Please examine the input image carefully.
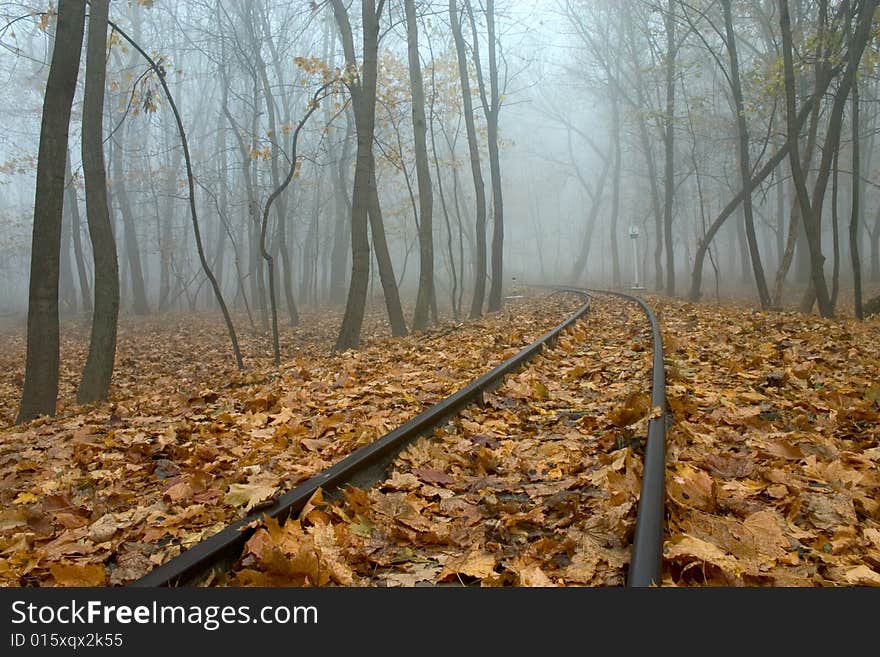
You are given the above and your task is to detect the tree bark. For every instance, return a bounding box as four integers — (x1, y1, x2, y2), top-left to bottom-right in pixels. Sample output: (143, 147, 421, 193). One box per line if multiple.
(406, 0, 435, 330)
(332, 0, 403, 350)
(850, 77, 864, 319)
(17, 0, 86, 424)
(111, 133, 150, 315)
(722, 0, 771, 307)
(78, 0, 119, 404)
(65, 153, 93, 314)
(474, 0, 505, 312)
(780, 0, 877, 317)
(662, 0, 676, 296)
(451, 0, 487, 318)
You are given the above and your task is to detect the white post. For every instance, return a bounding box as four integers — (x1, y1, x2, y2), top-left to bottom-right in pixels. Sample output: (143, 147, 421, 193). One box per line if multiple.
(629, 226, 642, 289)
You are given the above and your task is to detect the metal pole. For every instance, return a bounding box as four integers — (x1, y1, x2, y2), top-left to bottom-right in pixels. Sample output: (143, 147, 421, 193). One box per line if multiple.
(629, 225, 641, 289)
(632, 237, 639, 288)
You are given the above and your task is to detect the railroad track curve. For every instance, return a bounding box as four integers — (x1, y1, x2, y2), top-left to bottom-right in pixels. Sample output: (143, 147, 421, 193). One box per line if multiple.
(132, 287, 667, 588)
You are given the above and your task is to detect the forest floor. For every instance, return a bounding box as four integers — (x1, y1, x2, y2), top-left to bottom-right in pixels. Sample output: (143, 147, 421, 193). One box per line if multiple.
(0, 290, 879, 587)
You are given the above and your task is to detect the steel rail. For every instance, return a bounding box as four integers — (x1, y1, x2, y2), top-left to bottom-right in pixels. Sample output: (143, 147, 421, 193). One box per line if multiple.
(132, 290, 592, 587)
(551, 286, 667, 587)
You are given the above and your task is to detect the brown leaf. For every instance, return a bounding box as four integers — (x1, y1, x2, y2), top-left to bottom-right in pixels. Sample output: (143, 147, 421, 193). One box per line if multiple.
(608, 392, 650, 427)
(412, 468, 455, 486)
(437, 547, 497, 581)
(224, 482, 277, 513)
(668, 464, 716, 512)
(842, 565, 880, 587)
(50, 562, 106, 587)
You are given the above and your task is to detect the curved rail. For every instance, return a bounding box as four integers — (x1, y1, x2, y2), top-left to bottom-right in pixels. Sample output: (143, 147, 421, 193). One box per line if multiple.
(552, 286, 667, 587)
(132, 290, 592, 587)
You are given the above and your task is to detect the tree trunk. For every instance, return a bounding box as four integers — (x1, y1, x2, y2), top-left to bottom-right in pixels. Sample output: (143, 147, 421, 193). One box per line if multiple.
(111, 133, 149, 315)
(850, 78, 864, 319)
(332, 0, 398, 350)
(406, 0, 435, 330)
(610, 91, 622, 287)
(482, 0, 505, 312)
(662, 0, 676, 296)
(830, 146, 841, 308)
(78, 0, 119, 404)
(60, 176, 77, 314)
(722, 0, 771, 307)
(65, 154, 92, 313)
(329, 109, 353, 305)
(17, 0, 86, 424)
(451, 0, 487, 318)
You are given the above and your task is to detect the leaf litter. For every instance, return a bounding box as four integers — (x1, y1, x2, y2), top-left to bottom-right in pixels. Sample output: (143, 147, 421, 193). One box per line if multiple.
(223, 296, 655, 587)
(5, 291, 878, 588)
(0, 294, 583, 586)
(656, 297, 880, 586)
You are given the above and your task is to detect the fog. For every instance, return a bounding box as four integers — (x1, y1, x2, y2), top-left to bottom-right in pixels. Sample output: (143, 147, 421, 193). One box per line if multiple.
(2, 0, 878, 326)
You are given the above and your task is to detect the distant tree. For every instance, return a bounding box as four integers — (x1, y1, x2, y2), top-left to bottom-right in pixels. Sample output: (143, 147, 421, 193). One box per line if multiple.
(780, 0, 878, 318)
(17, 0, 86, 424)
(405, 0, 435, 331)
(720, 0, 771, 308)
(465, 0, 504, 311)
(450, 0, 487, 318)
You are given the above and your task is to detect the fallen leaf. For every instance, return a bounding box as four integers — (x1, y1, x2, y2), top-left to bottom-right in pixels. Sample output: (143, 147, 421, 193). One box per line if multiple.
(50, 562, 106, 587)
(225, 483, 278, 512)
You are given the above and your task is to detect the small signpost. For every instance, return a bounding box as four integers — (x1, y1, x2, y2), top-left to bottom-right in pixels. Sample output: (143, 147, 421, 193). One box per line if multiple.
(629, 225, 644, 290)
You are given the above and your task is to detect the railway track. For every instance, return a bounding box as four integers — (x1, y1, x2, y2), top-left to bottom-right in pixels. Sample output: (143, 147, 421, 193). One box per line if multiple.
(132, 288, 667, 588)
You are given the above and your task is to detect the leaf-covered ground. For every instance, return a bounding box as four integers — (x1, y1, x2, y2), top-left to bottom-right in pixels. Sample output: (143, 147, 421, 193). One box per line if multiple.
(656, 297, 880, 586)
(0, 293, 583, 586)
(224, 294, 880, 587)
(224, 296, 655, 586)
(3, 291, 879, 587)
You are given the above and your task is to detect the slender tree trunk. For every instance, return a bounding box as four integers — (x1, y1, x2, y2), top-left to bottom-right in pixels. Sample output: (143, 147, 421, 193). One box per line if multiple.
(568, 141, 612, 282)
(332, 0, 400, 349)
(329, 109, 353, 305)
(212, 115, 228, 308)
(662, 0, 676, 296)
(451, 0, 487, 318)
(78, 0, 119, 404)
(850, 77, 864, 319)
(367, 161, 407, 336)
(406, 0, 435, 330)
(722, 0, 771, 307)
(871, 209, 880, 281)
(831, 146, 841, 308)
(65, 153, 92, 314)
(60, 179, 77, 314)
(610, 91, 622, 287)
(111, 19, 243, 367)
(482, 0, 505, 311)
(158, 124, 178, 311)
(429, 68, 459, 320)
(111, 134, 149, 315)
(17, 0, 86, 424)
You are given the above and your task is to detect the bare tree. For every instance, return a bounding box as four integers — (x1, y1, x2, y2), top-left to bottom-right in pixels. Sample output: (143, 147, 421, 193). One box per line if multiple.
(17, 0, 86, 424)
(406, 0, 435, 331)
(78, 0, 119, 404)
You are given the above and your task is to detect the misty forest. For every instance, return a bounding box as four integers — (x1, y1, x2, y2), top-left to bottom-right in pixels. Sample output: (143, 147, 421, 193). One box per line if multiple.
(1, 0, 879, 589)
